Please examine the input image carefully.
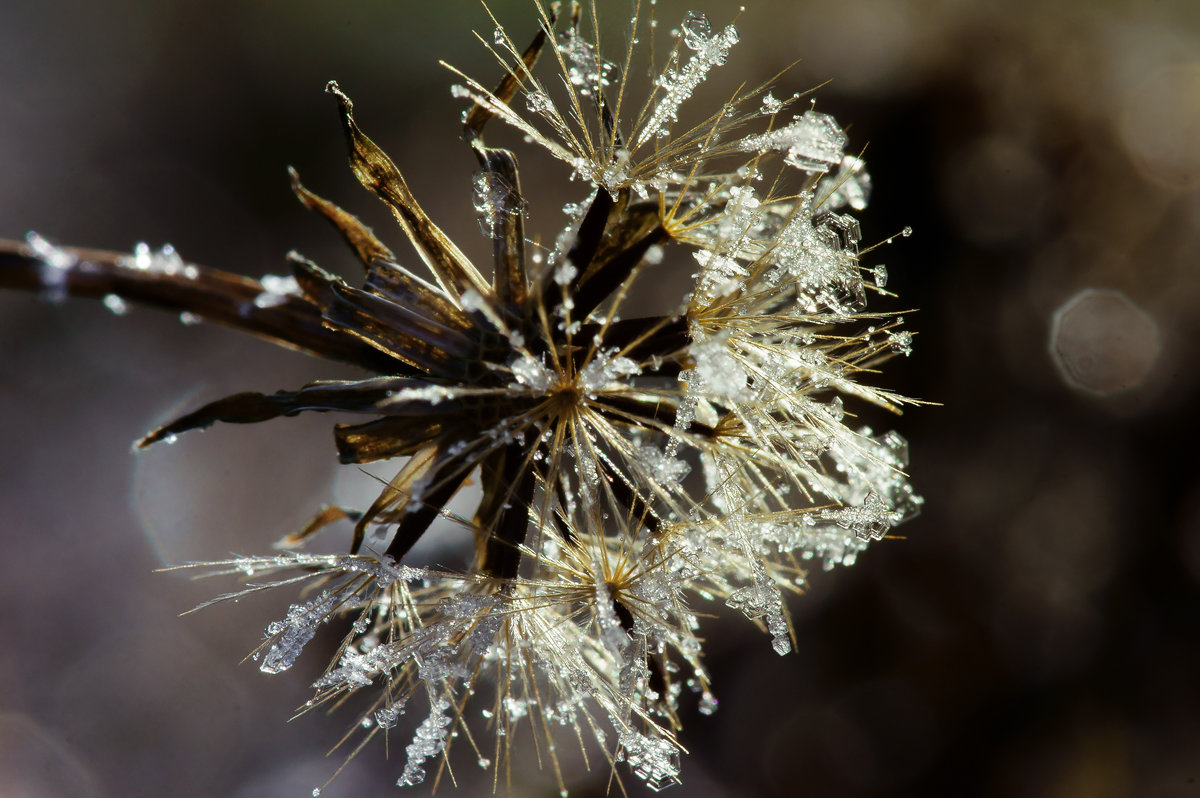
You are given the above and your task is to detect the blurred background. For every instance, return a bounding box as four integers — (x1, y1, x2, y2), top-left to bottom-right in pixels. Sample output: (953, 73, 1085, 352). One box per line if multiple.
(2, 0, 1199, 795)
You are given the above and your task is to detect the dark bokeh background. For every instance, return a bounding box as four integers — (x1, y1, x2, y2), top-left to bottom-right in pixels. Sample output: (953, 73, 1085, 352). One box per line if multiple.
(3, 1, 1199, 796)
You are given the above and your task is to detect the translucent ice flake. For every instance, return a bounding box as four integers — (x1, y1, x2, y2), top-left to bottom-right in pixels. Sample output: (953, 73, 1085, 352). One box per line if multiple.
(817, 155, 872, 211)
(736, 110, 847, 173)
(681, 11, 712, 50)
(560, 29, 605, 96)
(375, 702, 405, 729)
(822, 491, 891, 542)
(102, 293, 129, 316)
(259, 588, 341, 674)
(526, 89, 553, 117)
(872, 264, 888, 288)
(118, 242, 196, 278)
(313, 642, 388, 690)
(473, 167, 523, 236)
(724, 561, 791, 654)
(596, 147, 633, 192)
(24, 232, 76, 302)
(594, 578, 635, 659)
(578, 349, 641, 393)
(634, 22, 739, 148)
(397, 698, 453, 787)
(509, 352, 553, 391)
(688, 337, 750, 402)
(619, 730, 681, 791)
(887, 330, 913, 356)
(254, 274, 301, 309)
(635, 444, 691, 484)
(694, 249, 747, 302)
(553, 261, 577, 286)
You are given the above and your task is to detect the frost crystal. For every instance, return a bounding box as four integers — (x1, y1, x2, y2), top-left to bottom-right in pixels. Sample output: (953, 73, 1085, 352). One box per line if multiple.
(634, 22, 739, 147)
(578, 349, 640, 393)
(102, 293, 129, 316)
(823, 491, 892, 542)
(25, 231, 76, 302)
(509, 353, 552, 390)
(619, 730, 681, 791)
(397, 698, 453, 787)
(737, 110, 848, 173)
(118, 242, 196, 278)
(254, 274, 302, 309)
(259, 589, 340, 674)
(681, 11, 712, 51)
(818, 155, 873, 211)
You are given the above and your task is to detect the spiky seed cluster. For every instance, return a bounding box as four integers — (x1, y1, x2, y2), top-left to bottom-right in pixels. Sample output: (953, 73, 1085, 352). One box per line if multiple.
(3, 2, 922, 794)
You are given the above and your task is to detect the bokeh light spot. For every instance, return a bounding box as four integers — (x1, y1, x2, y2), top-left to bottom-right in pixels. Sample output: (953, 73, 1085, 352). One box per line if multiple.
(1117, 64, 1200, 189)
(1049, 288, 1160, 395)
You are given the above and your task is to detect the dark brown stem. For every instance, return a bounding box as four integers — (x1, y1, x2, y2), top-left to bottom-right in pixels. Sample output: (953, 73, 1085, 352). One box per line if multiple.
(0, 237, 403, 373)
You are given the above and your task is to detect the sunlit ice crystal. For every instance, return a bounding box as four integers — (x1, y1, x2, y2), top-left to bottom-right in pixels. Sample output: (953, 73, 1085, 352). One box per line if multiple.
(818, 155, 873, 211)
(397, 697, 453, 787)
(24, 231, 76, 302)
(634, 19, 740, 147)
(618, 730, 681, 791)
(736, 109, 848, 173)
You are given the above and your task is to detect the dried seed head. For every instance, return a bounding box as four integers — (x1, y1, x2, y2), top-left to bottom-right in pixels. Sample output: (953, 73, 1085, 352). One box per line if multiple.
(3, 2, 923, 794)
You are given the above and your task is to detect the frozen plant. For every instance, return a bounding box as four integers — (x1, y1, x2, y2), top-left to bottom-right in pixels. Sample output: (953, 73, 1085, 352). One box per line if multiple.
(0, 1, 923, 794)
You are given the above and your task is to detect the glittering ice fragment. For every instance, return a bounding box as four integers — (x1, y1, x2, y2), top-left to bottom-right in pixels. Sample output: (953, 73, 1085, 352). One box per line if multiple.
(689, 337, 750, 402)
(579, 349, 640, 392)
(635, 444, 690, 484)
(724, 560, 791, 654)
(887, 330, 913, 356)
(254, 274, 302, 309)
(473, 167, 524, 236)
(737, 110, 847, 173)
(25, 231, 76, 302)
(682, 11, 712, 50)
(817, 155, 872, 211)
(118, 242, 194, 278)
(619, 730, 681, 791)
(634, 22, 739, 147)
(259, 589, 340, 674)
(102, 293, 129, 316)
(374, 702, 405, 729)
(872, 264, 888, 288)
(560, 29, 605, 96)
(397, 698, 453, 787)
(509, 353, 553, 391)
(822, 491, 891, 542)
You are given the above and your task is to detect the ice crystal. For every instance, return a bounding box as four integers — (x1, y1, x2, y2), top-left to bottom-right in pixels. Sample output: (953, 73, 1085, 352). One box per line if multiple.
(635, 20, 740, 147)
(3, 2, 923, 795)
(397, 698, 453, 787)
(737, 110, 848, 173)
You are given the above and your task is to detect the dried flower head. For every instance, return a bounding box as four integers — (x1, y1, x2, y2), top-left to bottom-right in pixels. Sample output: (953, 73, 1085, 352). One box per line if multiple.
(1, 1, 922, 794)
